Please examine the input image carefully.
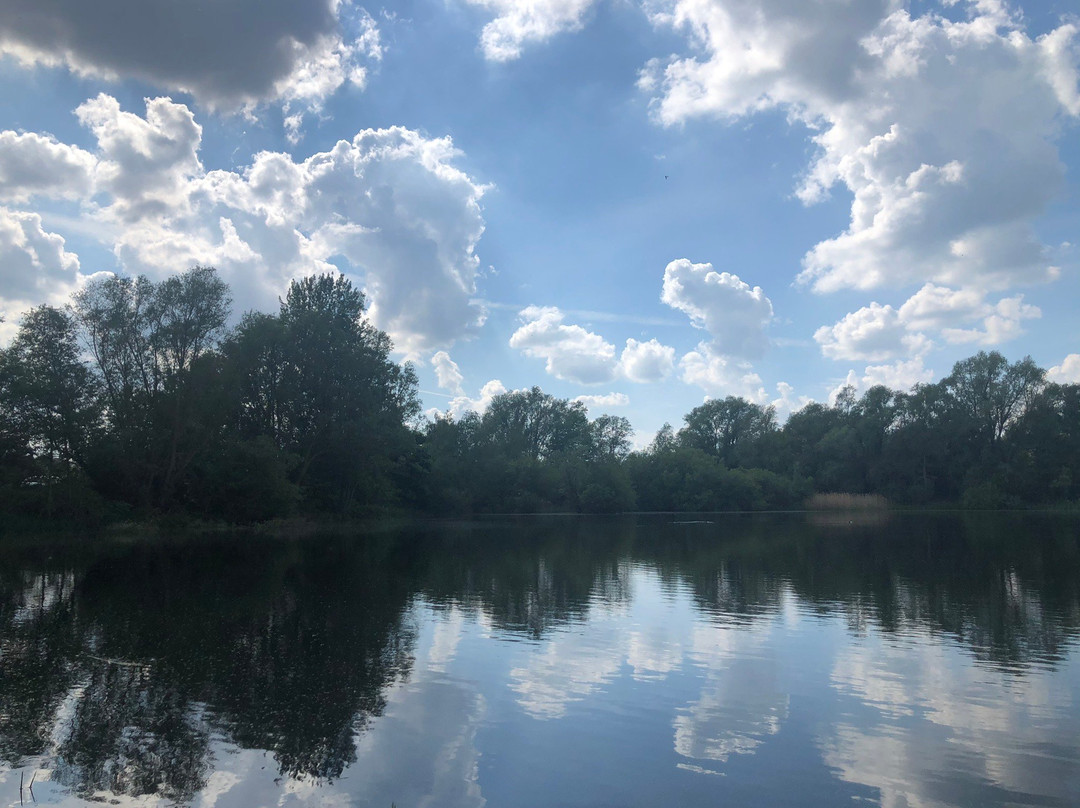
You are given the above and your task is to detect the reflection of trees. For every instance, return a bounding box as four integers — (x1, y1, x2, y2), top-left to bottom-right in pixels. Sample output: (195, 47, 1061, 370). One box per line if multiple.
(72, 536, 418, 782)
(0, 568, 80, 765)
(54, 662, 210, 802)
(630, 512, 1080, 668)
(0, 513, 1078, 801)
(409, 519, 635, 639)
(0, 533, 419, 793)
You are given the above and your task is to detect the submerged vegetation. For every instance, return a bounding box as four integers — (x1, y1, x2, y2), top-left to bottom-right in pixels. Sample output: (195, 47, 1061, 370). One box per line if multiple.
(1, 266, 1078, 523)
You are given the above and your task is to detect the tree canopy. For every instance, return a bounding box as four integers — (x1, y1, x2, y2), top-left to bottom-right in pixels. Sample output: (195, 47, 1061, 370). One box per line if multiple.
(1, 273, 1077, 522)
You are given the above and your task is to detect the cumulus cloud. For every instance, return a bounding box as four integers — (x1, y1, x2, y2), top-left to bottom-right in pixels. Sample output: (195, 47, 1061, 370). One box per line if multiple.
(432, 350, 465, 396)
(644, 1, 1080, 293)
(619, 338, 676, 383)
(679, 342, 767, 402)
(0, 0, 381, 115)
(446, 379, 508, 419)
(770, 382, 813, 421)
(861, 357, 934, 391)
(510, 306, 677, 386)
(573, 392, 630, 411)
(0, 131, 96, 202)
(814, 303, 932, 362)
(1047, 354, 1080, 384)
(0, 95, 488, 355)
(0, 208, 81, 305)
(940, 295, 1041, 346)
(661, 259, 773, 359)
(465, 0, 598, 61)
(816, 283, 1041, 363)
(510, 305, 618, 384)
(828, 357, 934, 404)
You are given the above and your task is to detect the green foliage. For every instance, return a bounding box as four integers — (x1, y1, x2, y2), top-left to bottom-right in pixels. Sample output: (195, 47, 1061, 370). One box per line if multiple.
(1, 267, 1074, 520)
(678, 396, 777, 468)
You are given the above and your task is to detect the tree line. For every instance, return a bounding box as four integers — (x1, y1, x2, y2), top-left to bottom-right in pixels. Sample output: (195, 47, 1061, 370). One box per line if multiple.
(1, 266, 1078, 522)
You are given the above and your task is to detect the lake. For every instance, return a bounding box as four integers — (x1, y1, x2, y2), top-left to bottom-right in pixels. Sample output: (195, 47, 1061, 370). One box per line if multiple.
(1, 512, 1078, 807)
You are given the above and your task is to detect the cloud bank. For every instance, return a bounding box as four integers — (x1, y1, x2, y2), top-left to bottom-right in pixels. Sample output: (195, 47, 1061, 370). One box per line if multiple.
(0, 95, 488, 355)
(0, 0, 381, 114)
(643, 0, 1080, 293)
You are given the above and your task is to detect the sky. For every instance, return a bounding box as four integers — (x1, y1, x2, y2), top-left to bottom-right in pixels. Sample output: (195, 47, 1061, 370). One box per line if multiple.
(0, 0, 1078, 444)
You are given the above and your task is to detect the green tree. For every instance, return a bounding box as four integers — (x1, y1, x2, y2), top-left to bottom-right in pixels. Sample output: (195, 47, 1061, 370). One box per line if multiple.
(228, 273, 419, 514)
(479, 387, 591, 462)
(590, 414, 633, 460)
(678, 396, 777, 467)
(72, 267, 231, 508)
(0, 306, 99, 515)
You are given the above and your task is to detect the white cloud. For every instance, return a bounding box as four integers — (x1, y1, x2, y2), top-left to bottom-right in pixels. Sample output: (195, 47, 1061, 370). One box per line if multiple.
(644, 1, 1079, 293)
(817, 284, 1039, 363)
(465, 0, 598, 61)
(619, 338, 675, 383)
(510, 306, 677, 386)
(661, 259, 773, 358)
(0, 207, 82, 304)
(861, 357, 934, 391)
(1047, 354, 1080, 384)
(814, 303, 932, 362)
(510, 305, 618, 384)
(447, 379, 507, 419)
(75, 93, 203, 222)
(432, 351, 465, 396)
(827, 370, 861, 408)
(0, 96, 488, 355)
(573, 392, 630, 411)
(679, 342, 767, 402)
(940, 294, 1041, 345)
(0, 0, 381, 115)
(897, 283, 988, 332)
(827, 357, 934, 403)
(0, 131, 96, 202)
(770, 382, 813, 421)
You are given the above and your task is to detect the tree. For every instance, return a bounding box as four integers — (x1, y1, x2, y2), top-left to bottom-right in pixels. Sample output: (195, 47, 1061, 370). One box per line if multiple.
(479, 387, 591, 462)
(678, 397, 777, 467)
(228, 273, 420, 513)
(648, 423, 677, 454)
(942, 351, 1045, 453)
(72, 268, 232, 508)
(0, 306, 100, 514)
(590, 414, 633, 460)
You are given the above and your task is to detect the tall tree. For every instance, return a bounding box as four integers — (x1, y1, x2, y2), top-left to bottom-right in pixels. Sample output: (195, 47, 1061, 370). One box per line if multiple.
(942, 351, 1045, 453)
(229, 273, 419, 513)
(71, 267, 231, 508)
(0, 306, 99, 514)
(679, 397, 777, 467)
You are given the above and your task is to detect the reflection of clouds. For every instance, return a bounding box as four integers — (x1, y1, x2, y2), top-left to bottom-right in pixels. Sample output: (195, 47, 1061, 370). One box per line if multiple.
(823, 632, 1080, 807)
(673, 621, 788, 773)
(509, 566, 688, 719)
(627, 627, 682, 681)
(348, 680, 486, 808)
(510, 626, 625, 719)
(425, 606, 467, 674)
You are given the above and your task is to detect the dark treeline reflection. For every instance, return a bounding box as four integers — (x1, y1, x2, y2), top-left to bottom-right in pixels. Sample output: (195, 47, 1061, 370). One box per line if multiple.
(1, 514, 1079, 800)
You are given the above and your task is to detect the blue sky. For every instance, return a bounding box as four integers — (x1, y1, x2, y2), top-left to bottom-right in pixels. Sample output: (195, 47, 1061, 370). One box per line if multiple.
(1, 0, 1078, 443)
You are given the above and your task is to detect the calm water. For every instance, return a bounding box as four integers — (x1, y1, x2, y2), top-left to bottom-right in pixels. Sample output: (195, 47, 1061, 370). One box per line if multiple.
(1, 512, 1079, 807)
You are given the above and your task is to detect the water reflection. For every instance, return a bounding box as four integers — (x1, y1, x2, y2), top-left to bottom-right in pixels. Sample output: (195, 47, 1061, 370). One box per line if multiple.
(0, 513, 1077, 807)
(824, 630, 1080, 807)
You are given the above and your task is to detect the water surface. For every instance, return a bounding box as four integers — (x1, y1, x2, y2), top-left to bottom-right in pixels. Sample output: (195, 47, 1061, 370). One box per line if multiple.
(1, 512, 1079, 807)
